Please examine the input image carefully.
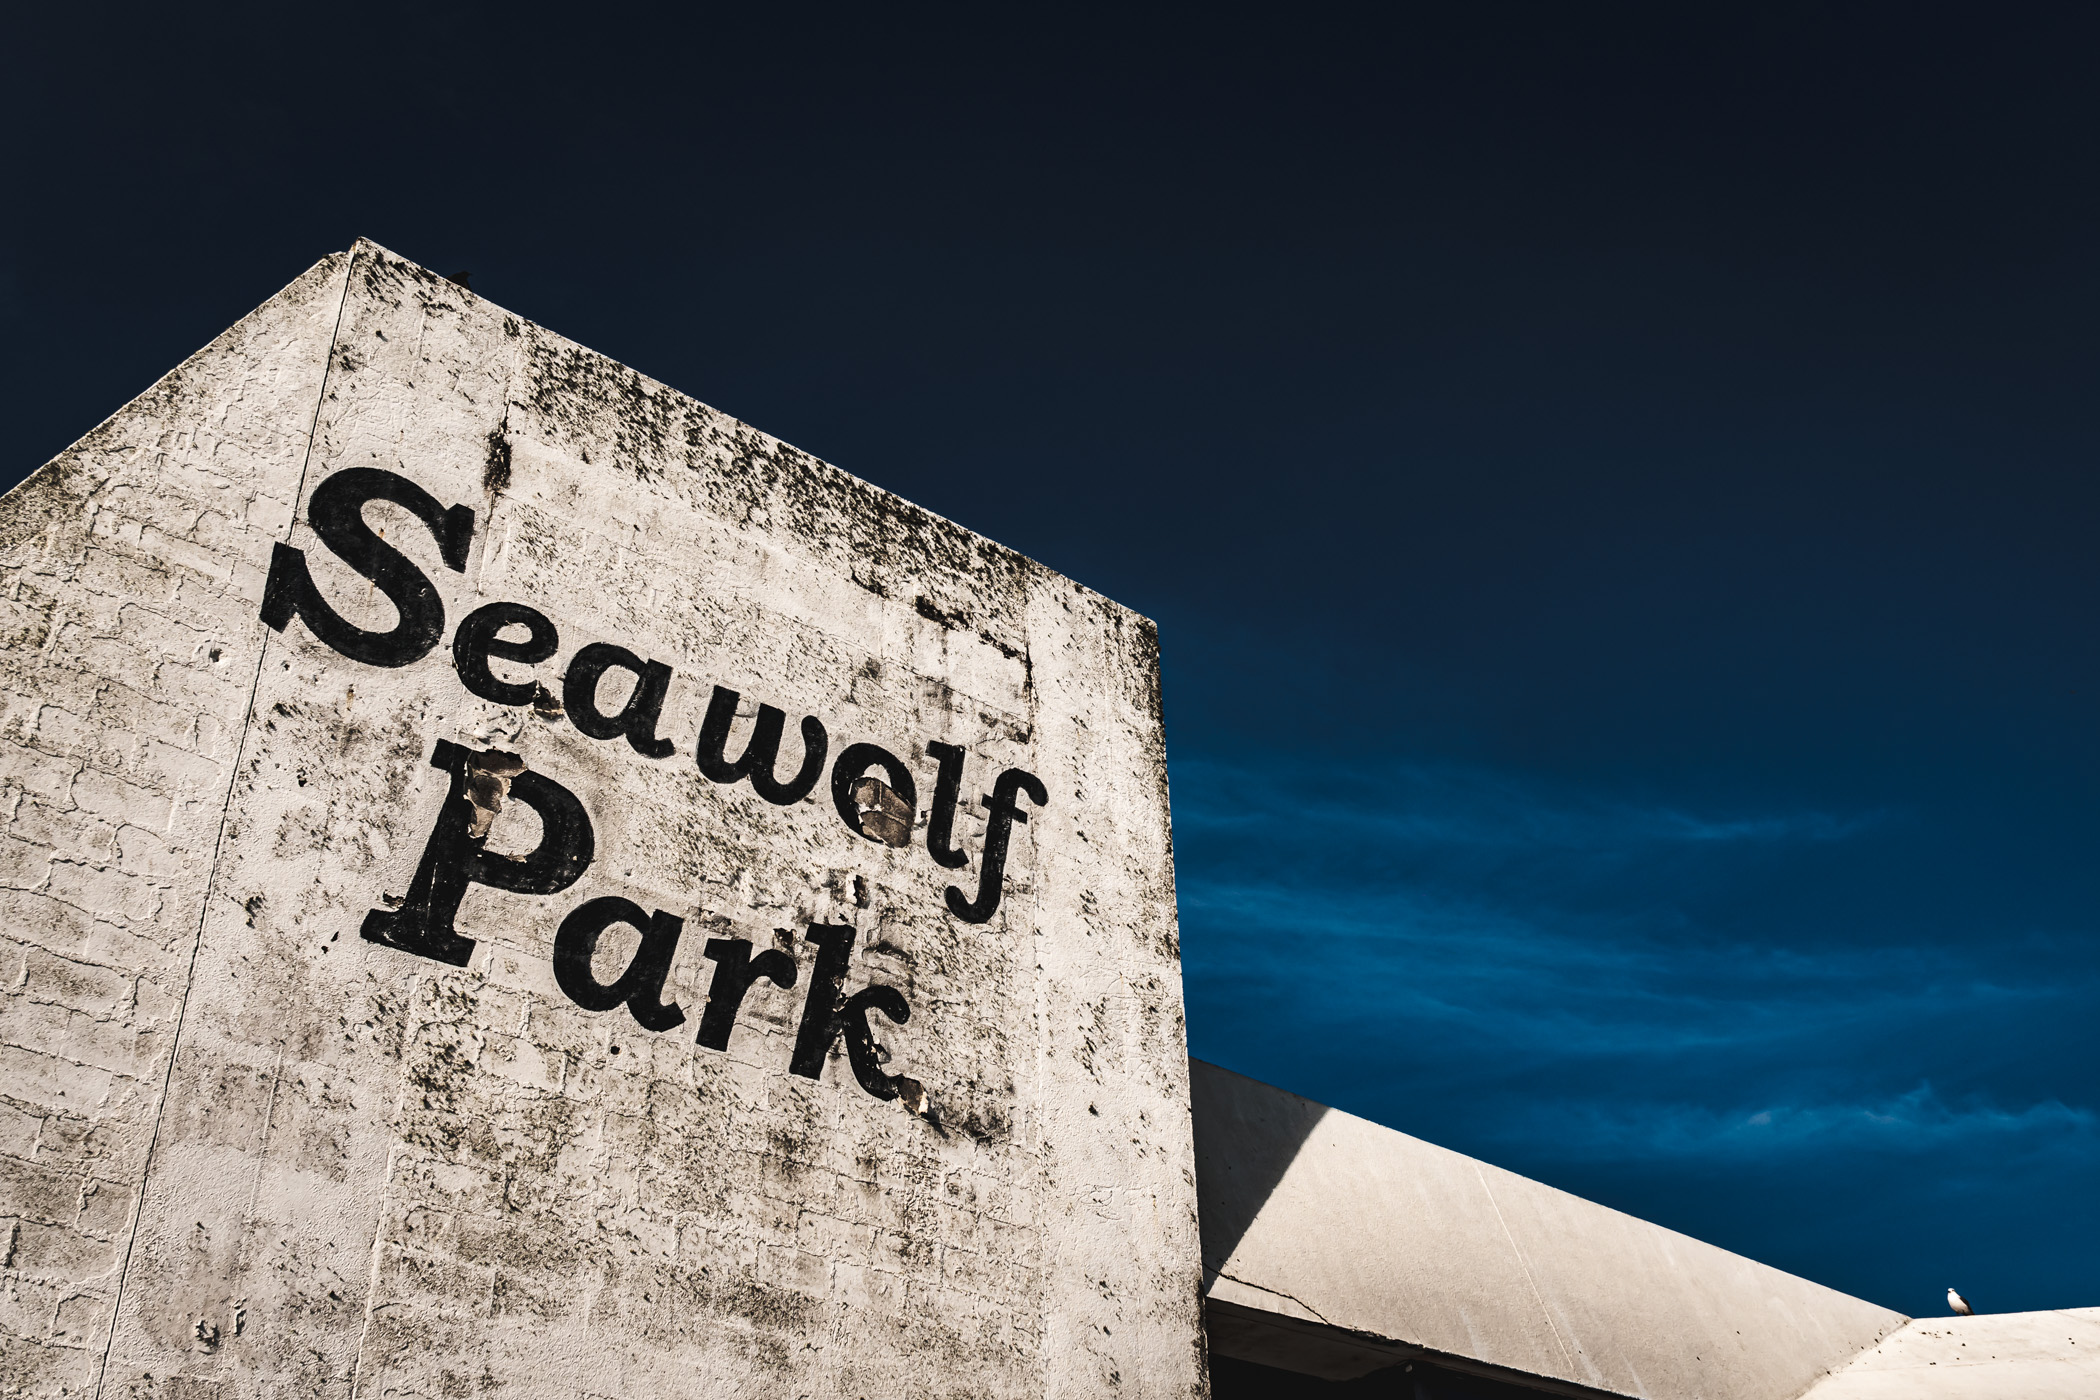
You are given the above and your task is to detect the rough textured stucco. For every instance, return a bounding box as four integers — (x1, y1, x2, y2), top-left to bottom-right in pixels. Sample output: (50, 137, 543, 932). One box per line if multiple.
(0, 242, 1203, 1400)
(1190, 1061, 1904, 1400)
(1796, 1307, 2100, 1399)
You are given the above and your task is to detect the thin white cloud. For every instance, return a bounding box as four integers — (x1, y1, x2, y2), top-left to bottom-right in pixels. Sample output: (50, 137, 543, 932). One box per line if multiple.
(1173, 749, 2100, 1178)
(1170, 754, 1884, 853)
(1180, 872, 2077, 1058)
(1511, 1084, 2099, 1162)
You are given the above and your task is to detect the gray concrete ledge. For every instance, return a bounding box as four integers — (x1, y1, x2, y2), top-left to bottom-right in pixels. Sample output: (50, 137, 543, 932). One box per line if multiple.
(1191, 1060, 1905, 1399)
(1797, 1306, 2100, 1398)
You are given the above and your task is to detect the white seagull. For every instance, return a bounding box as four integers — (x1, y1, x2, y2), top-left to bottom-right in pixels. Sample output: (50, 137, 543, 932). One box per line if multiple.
(1947, 1287, 1974, 1316)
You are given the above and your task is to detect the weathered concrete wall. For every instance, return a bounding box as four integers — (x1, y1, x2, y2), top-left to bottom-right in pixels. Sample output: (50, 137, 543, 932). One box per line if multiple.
(1797, 1307, 2100, 1399)
(0, 241, 1204, 1399)
(0, 255, 352, 1398)
(1191, 1060, 1904, 1400)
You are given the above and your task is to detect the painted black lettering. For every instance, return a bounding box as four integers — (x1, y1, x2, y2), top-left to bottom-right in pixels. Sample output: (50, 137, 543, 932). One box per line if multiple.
(789, 923, 911, 1100)
(944, 768, 1049, 925)
(361, 741, 594, 966)
(695, 937, 799, 1051)
(830, 742, 917, 846)
(260, 467, 473, 668)
(694, 686, 827, 804)
(922, 741, 970, 869)
(452, 601, 559, 705)
(565, 643, 676, 758)
(552, 895, 685, 1031)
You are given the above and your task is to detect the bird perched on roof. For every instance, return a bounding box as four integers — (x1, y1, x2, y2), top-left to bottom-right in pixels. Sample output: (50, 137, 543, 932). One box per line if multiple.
(1947, 1288, 1974, 1316)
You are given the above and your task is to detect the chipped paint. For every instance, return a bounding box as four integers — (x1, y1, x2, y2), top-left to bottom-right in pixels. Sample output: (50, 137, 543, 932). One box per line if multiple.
(0, 242, 1203, 1399)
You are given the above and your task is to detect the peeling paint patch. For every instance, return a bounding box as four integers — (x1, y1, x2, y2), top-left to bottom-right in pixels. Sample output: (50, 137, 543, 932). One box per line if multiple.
(850, 776, 913, 847)
(460, 748, 525, 841)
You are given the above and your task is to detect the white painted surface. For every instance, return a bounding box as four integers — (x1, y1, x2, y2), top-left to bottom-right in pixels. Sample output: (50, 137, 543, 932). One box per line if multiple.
(0, 242, 1203, 1399)
(1191, 1060, 1906, 1399)
(1797, 1307, 2100, 1399)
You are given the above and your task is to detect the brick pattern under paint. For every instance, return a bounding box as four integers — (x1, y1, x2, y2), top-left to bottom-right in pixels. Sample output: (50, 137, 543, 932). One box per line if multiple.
(0, 243, 1203, 1400)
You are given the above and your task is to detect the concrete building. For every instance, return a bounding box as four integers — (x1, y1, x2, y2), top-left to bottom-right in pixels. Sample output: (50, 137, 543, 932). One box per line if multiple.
(0, 242, 2089, 1398)
(1192, 1063, 2099, 1398)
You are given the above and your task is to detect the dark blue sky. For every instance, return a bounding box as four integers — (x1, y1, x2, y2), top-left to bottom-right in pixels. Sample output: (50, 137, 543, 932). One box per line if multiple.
(9, 1, 2096, 1317)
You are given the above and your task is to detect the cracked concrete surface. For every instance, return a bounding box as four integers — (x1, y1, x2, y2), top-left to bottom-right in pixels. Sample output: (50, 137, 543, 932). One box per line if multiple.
(0, 242, 1202, 1399)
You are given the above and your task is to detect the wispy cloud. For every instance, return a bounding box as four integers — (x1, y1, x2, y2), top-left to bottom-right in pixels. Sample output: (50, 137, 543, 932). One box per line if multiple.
(1172, 755, 1883, 855)
(1514, 1084, 2099, 1162)
(1171, 751, 2100, 1190)
(1180, 867, 2075, 1060)
(1172, 755, 2040, 1054)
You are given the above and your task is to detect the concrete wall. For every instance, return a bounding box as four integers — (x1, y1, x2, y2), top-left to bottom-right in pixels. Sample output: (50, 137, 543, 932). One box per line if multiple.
(1798, 1307, 2100, 1399)
(1191, 1060, 1905, 1399)
(0, 242, 1204, 1399)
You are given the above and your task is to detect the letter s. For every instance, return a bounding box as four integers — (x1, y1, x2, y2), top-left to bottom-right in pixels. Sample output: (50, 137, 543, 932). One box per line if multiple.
(261, 467, 474, 667)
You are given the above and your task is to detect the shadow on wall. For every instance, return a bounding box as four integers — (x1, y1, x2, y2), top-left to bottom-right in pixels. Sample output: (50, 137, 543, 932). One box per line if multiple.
(1210, 1355, 1570, 1399)
(1190, 1060, 1689, 1396)
(1190, 1057, 1330, 1281)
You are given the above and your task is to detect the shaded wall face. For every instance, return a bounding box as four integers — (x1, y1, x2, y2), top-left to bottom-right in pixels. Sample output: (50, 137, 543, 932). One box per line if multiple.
(1209, 1353, 1568, 1400)
(0, 244, 1200, 1399)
